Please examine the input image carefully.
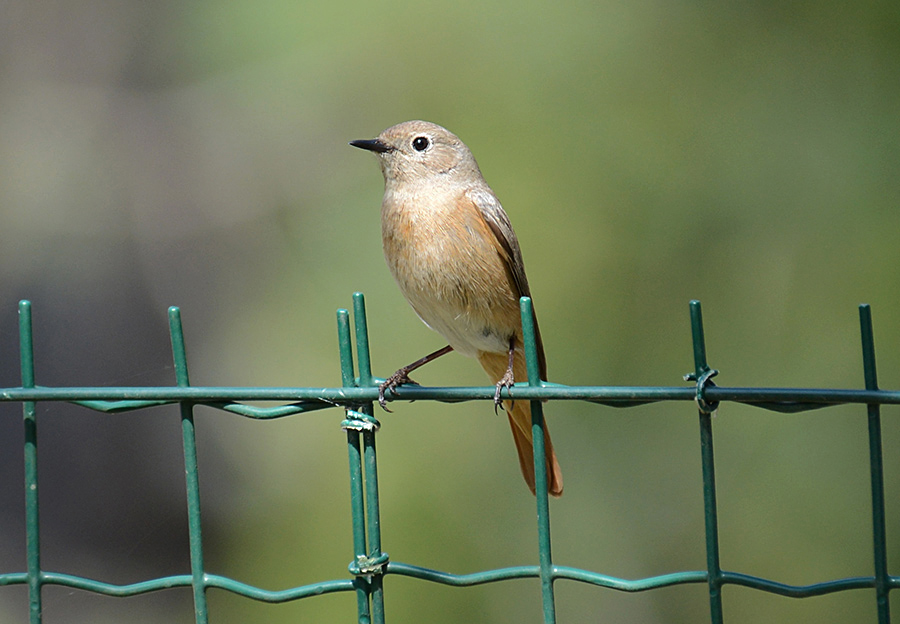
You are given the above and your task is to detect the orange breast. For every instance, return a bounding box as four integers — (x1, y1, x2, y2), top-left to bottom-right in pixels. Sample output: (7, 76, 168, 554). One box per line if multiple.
(381, 193, 521, 356)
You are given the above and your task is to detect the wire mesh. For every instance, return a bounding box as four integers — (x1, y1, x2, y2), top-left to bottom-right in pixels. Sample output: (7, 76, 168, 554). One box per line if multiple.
(0, 293, 896, 623)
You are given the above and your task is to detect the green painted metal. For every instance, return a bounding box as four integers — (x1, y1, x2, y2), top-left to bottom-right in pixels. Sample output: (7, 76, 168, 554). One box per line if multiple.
(3, 385, 900, 407)
(0, 294, 897, 623)
(337, 308, 373, 623)
(168, 307, 210, 624)
(687, 301, 724, 624)
(860, 304, 891, 623)
(520, 297, 557, 624)
(338, 296, 388, 624)
(18, 301, 42, 624)
(352, 294, 387, 624)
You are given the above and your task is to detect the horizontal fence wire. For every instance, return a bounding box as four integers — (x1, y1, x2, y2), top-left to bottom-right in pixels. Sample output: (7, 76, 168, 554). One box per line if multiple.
(0, 293, 896, 624)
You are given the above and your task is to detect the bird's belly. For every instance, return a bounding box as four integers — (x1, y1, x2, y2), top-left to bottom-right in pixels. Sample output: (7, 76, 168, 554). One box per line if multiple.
(404, 286, 514, 357)
(384, 227, 519, 357)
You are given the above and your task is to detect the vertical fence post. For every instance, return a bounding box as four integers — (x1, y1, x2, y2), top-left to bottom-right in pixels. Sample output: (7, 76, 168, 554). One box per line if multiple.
(339, 294, 387, 624)
(859, 304, 891, 624)
(337, 307, 373, 623)
(687, 301, 724, 624)
(19, 301, 42, 624)
(353, 294, 387, 624)
(520, 297, 557, 624)
(168, 307, 209, 624)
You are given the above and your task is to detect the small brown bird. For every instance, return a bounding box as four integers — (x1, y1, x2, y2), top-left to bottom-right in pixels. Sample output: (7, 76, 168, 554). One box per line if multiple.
(350, 120, 562, 497)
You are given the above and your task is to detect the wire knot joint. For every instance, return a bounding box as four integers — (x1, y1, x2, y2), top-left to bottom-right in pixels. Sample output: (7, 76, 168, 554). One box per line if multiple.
(341, 410, 381, 432)
(684, 368, 720, 414)
(348, 552, 389, 577)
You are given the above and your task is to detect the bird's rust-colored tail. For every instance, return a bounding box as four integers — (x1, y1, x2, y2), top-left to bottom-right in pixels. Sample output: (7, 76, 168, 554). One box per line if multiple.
(478, 351, 563, 497)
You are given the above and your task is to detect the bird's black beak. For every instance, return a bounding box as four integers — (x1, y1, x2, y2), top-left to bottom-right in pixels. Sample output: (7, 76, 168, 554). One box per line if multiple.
(350, 138, 393, 153)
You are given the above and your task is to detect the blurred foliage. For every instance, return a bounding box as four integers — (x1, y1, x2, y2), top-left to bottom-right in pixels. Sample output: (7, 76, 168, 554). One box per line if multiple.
(1, 0, 899, 622)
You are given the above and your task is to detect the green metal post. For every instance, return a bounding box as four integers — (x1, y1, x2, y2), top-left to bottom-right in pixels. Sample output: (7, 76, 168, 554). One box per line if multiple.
(520, 297, 557, 624)
(168, 307, 209, 624)
(859, 305, 891, 624)
(19, 301, 42, 624)
(338, 308, 374, 624)
(688, 301, 724, 624)
(353, 293, 373, 388)
(362, 430, 385, 624)
(353, 294, 386, 624)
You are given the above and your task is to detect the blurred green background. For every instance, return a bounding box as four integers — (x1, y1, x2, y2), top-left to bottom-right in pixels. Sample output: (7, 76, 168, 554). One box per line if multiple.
(1, 0, 898, 622)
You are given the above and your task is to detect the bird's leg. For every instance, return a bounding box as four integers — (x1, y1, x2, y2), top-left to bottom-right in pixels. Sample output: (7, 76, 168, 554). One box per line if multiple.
(378, 345, 454, 411)
(493, 338, 517, 414)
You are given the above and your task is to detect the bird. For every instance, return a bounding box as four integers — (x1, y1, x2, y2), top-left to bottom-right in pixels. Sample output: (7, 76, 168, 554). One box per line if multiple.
(350, 120, 562, 497)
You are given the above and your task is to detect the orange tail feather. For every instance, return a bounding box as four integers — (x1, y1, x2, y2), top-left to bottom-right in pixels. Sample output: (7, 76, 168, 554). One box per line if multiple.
(478, 351, 563, 497)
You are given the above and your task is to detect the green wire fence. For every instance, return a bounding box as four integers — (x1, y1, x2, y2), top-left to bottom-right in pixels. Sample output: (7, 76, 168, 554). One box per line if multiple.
(0, 293, 896, 623)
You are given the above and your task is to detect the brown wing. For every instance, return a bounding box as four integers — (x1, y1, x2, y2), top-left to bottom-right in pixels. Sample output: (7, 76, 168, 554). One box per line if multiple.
(468, 188, 547, 381)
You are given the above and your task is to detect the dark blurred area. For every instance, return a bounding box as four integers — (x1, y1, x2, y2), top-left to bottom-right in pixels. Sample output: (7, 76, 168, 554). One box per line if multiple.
(1, 0, 899, 622)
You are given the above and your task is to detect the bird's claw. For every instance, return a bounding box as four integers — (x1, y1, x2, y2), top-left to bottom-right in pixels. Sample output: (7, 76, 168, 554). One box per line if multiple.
(377, 369, 418, 412)
(493, 369, 516, 415)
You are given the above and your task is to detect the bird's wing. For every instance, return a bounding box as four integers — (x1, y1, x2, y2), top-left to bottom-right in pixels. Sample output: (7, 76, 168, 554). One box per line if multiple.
(467, 188, 530, 297)
(468, 187, 547, 380)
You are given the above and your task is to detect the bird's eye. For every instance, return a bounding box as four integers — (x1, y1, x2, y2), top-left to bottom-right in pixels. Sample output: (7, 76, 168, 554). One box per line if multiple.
(412, 136, 430, 151)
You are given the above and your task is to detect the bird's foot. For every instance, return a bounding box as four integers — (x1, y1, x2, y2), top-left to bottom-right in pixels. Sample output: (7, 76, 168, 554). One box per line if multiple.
(493, 368, 516, 415)
(377, 369, 419, 412)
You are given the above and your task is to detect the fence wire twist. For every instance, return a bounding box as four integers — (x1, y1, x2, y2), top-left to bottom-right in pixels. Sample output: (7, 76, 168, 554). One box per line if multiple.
(0, 293, 896, 623)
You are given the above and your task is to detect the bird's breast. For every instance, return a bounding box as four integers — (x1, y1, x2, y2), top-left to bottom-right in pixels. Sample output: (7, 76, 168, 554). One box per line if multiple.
(381, 192, 520, 356)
